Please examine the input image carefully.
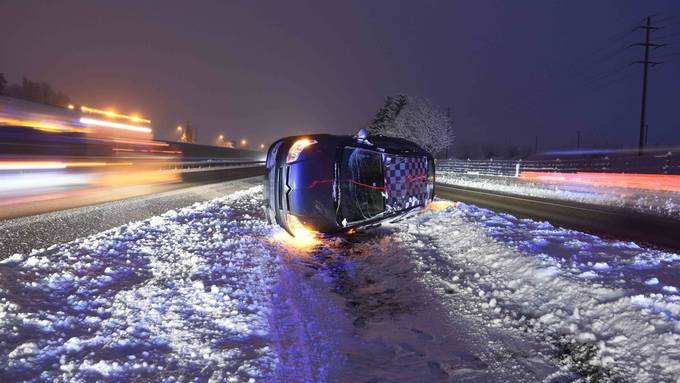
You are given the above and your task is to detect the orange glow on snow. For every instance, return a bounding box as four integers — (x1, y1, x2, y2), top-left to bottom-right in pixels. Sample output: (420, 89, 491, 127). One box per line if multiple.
(428, 200, 457, 211)
(273, 230, 321, 251)
(273, 214, 321, 250)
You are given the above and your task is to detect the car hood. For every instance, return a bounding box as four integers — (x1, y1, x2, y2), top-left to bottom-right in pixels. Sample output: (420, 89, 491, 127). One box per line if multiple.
(286, 157, 339, 232)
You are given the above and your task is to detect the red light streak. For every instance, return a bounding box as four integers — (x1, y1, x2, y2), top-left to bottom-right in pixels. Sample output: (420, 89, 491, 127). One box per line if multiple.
(306, 178, 385, 190)
(306, 179, 333, 189)
(349, 179, 385, 191)
(519, 171, 680, 193)
(307, 175, 427, 191)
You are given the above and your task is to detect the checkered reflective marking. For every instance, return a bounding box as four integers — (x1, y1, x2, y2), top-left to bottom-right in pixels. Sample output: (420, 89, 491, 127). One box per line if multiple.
(383, 155, 429, 211)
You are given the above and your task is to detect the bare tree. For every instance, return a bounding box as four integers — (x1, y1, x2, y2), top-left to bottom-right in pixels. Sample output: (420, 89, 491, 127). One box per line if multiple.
(4, 76, 71, 107)
(368, 95, 453, 156)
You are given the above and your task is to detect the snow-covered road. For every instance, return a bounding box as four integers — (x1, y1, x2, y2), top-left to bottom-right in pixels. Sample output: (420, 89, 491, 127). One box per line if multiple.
(1, 186, 678, 382)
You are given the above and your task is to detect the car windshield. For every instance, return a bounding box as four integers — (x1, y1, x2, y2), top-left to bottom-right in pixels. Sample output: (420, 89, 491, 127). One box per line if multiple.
(339, 147, 385, 223)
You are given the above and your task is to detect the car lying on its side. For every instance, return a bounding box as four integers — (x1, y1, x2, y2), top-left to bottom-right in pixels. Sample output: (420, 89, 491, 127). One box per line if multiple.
(264, 131, 435, 236)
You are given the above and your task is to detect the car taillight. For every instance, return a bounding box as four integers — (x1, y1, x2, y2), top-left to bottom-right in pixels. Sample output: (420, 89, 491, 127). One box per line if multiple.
(286, 139, 317, 163)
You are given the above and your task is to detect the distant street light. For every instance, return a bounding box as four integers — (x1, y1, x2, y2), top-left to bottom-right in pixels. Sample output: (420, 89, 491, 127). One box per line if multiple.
(67, 104, 74, 110)
(259, 144, 265, 149)
(241, 139, 247, 146)
(177, 126, 187, 142)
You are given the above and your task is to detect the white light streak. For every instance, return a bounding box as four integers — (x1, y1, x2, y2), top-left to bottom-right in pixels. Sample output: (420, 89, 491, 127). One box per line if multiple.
(0, 162, 67, 170)
(79, 117, 152, 133)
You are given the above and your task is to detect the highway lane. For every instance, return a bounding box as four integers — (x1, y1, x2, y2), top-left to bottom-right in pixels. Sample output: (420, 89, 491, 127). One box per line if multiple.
(435, 182, 680, 252)
(0, 164, 265, 220)
(0, 176, 263, 259)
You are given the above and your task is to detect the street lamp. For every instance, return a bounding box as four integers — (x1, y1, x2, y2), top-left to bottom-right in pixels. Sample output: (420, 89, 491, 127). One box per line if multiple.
(241, 139, 247, 146)
(177, 126, 187, 142)
(259, 144, 265, 149)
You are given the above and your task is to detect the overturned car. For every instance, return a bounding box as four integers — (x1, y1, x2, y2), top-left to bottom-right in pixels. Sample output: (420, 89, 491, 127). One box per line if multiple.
(264, 131, 435, 237)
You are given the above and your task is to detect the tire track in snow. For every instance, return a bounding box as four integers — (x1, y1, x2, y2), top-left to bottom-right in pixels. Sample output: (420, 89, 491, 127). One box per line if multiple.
(276, 230, 559, 382)
(390, 202, 680, 381)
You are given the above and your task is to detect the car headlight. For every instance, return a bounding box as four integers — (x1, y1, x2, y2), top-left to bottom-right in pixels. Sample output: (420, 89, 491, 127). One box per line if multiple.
(286, 139, 317, 163)
(286, 213, 317, 239)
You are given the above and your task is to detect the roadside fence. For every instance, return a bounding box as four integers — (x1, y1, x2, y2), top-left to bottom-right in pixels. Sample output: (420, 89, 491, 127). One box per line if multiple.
(437, 152, 678, 177)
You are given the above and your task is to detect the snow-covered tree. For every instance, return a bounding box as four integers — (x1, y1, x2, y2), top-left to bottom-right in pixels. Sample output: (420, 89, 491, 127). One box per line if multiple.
(368, 95, 453, 156)
(367, 95, 408, 135)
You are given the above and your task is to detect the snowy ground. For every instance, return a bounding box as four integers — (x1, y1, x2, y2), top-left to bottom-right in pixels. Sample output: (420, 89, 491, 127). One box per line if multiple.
(438, 172, 680, 218)
(1, 186, 679, 382)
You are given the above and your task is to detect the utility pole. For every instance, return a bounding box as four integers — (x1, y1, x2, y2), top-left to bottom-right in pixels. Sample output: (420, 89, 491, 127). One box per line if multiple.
(645, 124, 649, 145)
(534, 135, 538, 154)
(446, 107, 452, 159)
(633, 16, 663, 156)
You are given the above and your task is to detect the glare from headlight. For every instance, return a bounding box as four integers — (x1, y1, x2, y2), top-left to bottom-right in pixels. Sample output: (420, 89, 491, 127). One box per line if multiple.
(273, 213, 320, 250)
(286, 139, 317, 163)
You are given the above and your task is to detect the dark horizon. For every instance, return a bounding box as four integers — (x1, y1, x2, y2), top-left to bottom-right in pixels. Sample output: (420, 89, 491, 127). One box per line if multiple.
(1, 0, 679, 151)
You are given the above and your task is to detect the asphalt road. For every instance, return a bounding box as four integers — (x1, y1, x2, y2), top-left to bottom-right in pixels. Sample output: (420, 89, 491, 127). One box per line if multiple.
(0, 176, 263, 259)
(435, 182, 680, 253)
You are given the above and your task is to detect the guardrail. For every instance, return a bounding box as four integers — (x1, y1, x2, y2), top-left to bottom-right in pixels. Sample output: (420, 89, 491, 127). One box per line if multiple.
(437, 152, 679, 177)
(162, 159, 264, 173)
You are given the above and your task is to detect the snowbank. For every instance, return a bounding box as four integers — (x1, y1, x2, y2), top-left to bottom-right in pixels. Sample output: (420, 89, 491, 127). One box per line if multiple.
(390, 201, 680, 381)
(0, 187, 280, 382)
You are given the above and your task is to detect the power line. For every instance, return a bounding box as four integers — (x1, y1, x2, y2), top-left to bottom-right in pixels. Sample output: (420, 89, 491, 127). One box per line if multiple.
(560, 51, 639, 93)
(580, 64, 637, 93)
(563, 43, 636, 81)
(547, 22, 638, 80)
(652, 25, 680, 39)
(654, 50, 680, 60)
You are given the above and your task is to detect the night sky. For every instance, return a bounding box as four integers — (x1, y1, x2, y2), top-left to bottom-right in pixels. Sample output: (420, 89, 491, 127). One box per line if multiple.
(1, 1, 679, 150)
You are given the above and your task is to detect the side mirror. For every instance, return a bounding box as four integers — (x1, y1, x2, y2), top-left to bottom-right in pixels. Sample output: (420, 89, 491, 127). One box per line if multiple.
(356, 128, 368, 140)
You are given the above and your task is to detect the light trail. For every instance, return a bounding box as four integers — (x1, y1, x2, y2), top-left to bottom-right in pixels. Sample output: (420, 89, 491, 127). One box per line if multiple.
(0, 161, 133, 170)
(519, 171, 680, 193)
(80, 106, 151, 124)
(0, 117, 91, 134)
(111, 139, 169, 147)
(0, 161, 67, 170)
(79, 117, 153, 133)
